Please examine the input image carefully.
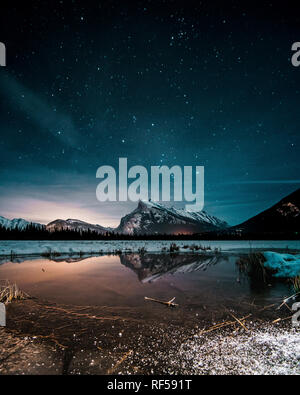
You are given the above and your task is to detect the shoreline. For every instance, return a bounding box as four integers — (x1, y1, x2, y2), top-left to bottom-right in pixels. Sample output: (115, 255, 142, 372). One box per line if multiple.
(0, 298, 299, 375)
(0, 239, 299, 258)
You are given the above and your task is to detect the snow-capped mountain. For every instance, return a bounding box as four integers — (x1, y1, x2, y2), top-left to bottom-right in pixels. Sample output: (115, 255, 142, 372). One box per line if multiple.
(0, 216, 43, 230)
(45, 201, 228, 235)
(115, 200, 228, 235)
(46, 218, 110, 234)
(234, 188, 300, 234)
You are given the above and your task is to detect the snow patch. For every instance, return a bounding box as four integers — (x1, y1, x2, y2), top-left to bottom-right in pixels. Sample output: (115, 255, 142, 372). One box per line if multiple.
(177, 326, 300, 375)
(263, 251, 300, 278)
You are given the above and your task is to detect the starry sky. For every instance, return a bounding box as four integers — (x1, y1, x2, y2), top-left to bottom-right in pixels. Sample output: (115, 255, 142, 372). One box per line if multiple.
(0, 0, 300, 227)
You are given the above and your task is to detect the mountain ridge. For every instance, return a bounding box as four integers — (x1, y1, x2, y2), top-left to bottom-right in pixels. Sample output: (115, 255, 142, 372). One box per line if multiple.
(0, 216, 43, 230)
(46, 218, 110, 234)
(1, 188, 299, 236)
(234, 188, 300, 234)
(0, 200, 228, 235)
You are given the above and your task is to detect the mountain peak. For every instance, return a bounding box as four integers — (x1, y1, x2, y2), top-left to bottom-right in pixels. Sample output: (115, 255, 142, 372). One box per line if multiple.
(137, 199, 152, 210)
(137, 199, 168, 211)
(116, 200, 228, 235)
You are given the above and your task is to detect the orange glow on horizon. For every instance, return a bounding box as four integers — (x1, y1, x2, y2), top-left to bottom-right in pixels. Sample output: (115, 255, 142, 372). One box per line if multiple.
(0, 197, 120, 227)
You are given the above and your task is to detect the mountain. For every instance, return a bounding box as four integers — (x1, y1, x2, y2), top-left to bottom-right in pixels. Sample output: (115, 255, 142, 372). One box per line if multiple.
(115, 200, 228, 235)
(3, 190, 299, 237)
(45, 201, 228, 235)
(46, 218, 110, 234)
(234, 188, 300, 234)
(0, 216, 43, 230)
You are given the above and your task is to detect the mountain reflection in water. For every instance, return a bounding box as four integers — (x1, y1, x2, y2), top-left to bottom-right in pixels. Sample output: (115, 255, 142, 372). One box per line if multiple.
(0, 251, 294, 310)
(120, 253, 225, 283)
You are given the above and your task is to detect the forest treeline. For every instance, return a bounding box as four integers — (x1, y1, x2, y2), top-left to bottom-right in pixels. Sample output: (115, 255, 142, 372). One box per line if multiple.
(0, 224, 299, 241)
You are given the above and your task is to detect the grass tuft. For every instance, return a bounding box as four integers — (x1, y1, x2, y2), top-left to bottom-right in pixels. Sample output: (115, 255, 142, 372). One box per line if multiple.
(169, 243, 180, 253)
(292, 276, 300, 293)
(0, 280, 30, 304)
(236, 252, 270, 284)
(41, 249, 61, 258)
(138, 246, 147, 254)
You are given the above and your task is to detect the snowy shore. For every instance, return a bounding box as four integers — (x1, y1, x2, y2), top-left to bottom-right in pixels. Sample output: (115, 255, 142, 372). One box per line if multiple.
(0, 240, 299, 257)
(1, 317, 298, 375)
(174, 324, 300, 375)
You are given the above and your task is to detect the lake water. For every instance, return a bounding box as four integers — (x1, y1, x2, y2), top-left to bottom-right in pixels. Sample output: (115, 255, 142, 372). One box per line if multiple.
(0, 245, 297, 322)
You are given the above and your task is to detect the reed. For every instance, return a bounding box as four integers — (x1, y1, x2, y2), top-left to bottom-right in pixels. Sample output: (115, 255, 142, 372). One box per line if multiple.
(169, 243, 180, 253)
(236, 252, 270, 284)
(41, 249, 61, 258)
(0, 280, 29, 304)
(292, 276, 300, 293)
(138, 246, 147, 254)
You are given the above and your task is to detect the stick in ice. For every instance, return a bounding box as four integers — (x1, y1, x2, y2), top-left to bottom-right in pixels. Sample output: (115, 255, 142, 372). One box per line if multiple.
(144, 296, 178, 307)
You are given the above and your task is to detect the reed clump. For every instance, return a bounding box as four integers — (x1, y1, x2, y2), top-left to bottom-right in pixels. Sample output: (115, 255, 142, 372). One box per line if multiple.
(0, 280, 30, 304)
(236, 252, 271, 284)
(292, 276, 300, 293)
(169, 243, 180, 253)
(188, 244, 212, 252)
(41, 249, 61, 258)
(138, 246, 147, 254)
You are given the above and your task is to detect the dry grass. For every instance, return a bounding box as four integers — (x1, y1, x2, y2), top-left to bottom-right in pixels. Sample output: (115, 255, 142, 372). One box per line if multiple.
(237, 252, 266, 269)
(169, 243, 180, 253)
(236, 252, 270, 284)
(237, 252, 300, 289)
(292, 276, 300, 293)
(0, 280, 30, 304)
(137, 246, 147, 254)
(41, 249, 61, 258)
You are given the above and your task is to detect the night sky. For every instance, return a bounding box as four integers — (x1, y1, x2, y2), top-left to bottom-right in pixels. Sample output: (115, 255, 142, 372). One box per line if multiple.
(0, 0, 300, 227)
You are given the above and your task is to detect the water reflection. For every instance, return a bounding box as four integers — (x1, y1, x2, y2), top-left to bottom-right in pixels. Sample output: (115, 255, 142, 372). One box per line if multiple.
(120, 253, 225, 283)
(0, 252, 293, 309)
